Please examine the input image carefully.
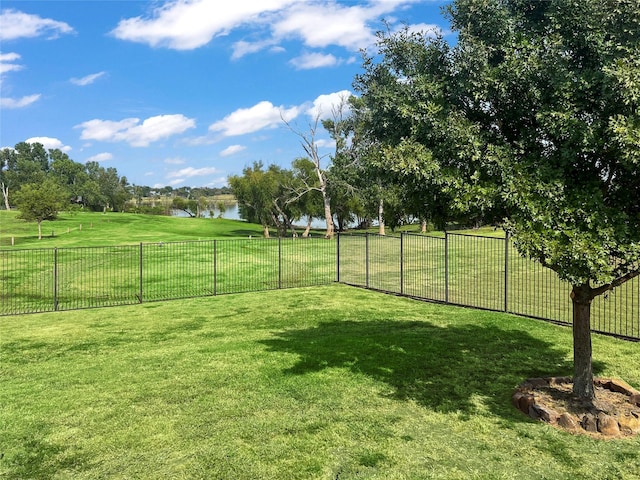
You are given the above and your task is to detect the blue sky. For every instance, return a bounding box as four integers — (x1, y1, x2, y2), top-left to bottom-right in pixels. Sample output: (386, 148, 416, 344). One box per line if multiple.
(1, 0, 450, 189)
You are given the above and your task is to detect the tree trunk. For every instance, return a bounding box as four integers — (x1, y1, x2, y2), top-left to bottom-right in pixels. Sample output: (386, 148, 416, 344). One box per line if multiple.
(38, 220, 43, 240)
(1, 183, 9, 210)
(262, 224, 270, 238)
(571, 284, 595, 402)
(302, 217, 312, 238)
(378, 198, 385, 236)
(421, 219, 427, 233)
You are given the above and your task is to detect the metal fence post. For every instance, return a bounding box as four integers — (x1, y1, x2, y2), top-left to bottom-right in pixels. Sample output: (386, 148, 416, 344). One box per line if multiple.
(400, 232, 404, 295)
(444, 231, 449, 304)
(278, 236, 282, 289)
(54, 247, 59, 311)
(336, 233, 340, 283)
(504, 233, 509, 312)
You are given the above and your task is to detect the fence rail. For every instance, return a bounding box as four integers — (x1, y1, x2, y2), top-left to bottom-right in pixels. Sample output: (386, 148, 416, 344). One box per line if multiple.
(2, 232, 639, 341)
(0, 237, 336, 315)
(337, 232, 639, 341)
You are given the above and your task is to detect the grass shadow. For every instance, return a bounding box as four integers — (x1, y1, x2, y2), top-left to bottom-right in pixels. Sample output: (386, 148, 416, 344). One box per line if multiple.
(262, 318, 605, 420)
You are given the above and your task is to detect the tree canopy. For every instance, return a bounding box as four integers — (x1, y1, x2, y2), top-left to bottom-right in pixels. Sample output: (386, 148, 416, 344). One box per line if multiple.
(354, 0, 640, 401)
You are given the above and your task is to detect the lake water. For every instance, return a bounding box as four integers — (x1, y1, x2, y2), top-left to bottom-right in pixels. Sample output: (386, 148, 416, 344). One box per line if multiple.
(173, 203, 328, 229)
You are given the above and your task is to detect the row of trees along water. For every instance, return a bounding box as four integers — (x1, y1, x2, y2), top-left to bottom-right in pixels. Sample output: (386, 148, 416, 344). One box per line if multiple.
(231, 0, 640, 406)
(0, 141, 233, 238)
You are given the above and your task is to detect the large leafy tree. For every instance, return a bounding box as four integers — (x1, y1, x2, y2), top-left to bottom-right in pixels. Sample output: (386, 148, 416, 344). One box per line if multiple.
(357, 0, 640, 402)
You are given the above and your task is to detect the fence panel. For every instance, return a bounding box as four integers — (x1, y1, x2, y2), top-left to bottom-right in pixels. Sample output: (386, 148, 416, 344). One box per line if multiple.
(56, 245, 140, 310)
(402, 234, 447, 302)
(447, 233, 506, 311)
(0, 248, 55, 314)
(280, 237, 336, 289)
(336, 234, 368, 287)
(367, 234, 401, 293)
(142, 240, 217, 301)
(506, 242, 572, 324)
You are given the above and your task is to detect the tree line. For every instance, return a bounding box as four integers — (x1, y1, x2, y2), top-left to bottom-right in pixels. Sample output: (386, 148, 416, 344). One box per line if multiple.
(0, 141, 232, 237)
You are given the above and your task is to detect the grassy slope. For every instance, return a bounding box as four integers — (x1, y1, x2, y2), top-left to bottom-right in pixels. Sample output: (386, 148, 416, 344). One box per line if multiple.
(2, 284, 639, 479)
(0, 210, 269, 248)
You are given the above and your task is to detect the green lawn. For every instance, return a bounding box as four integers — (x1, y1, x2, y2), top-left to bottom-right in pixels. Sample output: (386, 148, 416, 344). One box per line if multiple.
(0, 210, 270, 248)
(2, 284, 640, 479)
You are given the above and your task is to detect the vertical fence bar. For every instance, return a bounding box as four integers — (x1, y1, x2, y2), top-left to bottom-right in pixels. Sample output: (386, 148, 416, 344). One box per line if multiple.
(213, 239, 217, 296)
(444, 232, 449, 304)
(504, 233, 509, 312)
(278, 236, 282, 289)
(139, 243, 143, 303)
(365, 233, 370, 289)
(336, 233, 340, 283)
(400, 233, 404, 295)
(53, 247, 59, 311)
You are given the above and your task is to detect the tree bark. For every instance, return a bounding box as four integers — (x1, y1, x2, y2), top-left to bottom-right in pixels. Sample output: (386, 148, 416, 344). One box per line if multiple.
(1, 183, 9, 210)
(262, 224, 270, 238)
(302, 217, 312, 238)
(571, 284, 595, 402)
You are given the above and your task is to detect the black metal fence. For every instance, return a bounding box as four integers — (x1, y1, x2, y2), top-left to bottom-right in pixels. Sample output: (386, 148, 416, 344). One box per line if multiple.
(2, 232, 639, 341)
(0, 237, 336, 315)
(337, 232, 640, 340)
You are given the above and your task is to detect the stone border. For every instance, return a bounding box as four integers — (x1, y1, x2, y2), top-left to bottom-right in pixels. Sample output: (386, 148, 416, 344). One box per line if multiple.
(512, 377, 640, 437)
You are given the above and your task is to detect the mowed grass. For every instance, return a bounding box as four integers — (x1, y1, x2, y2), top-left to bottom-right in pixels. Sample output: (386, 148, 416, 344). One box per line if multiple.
(2, 284, 640, 479)
(0, 210, 269, 248)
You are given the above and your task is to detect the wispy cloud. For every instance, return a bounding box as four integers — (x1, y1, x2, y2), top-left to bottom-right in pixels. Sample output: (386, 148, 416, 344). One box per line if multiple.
(76, 114, 196, 147)
(0, 9, 74, 40)
(220, 145, 246, 157)
(70, 71, 106, 86)
(0, 93, 40, 109)
(166, 166, 220, 178)
(86, 152, 113, 163)
(290, 52, 339, 70)
(0, 52, 23, 75)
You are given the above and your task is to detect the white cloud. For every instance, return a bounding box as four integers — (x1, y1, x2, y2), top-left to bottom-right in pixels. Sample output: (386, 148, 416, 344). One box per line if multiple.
(0, 9, 74, 40)
(289, 52, 339, 70)
(209, 101, 300, 137)
(86, 152, 113, 163)
(220, 145, 246, 157)
(167, 166, 220, 179)
(0, 93, 41, 109)
(76, 114, 196, 147)
(306, 90, 352, 120)
(111, 0, 295, 50)
(272, 2, 400, 51)
(25, 136, 72, 152)
(0, 52, 23, 75)
(70, 71, 106, 86)
(231, 39, 278, 60)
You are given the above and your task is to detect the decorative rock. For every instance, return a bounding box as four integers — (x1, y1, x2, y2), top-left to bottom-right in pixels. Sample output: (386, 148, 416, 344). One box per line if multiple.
(532, 404, 560, 423)
(597, 413, 620, 436)
(618, 413, 640, 434)
(518, 394, 536, 415)
(512, 391, 524, 409)
(581, 413, 598, 432)
(557, 413, 580, 432)
(608, 379, 639, 396)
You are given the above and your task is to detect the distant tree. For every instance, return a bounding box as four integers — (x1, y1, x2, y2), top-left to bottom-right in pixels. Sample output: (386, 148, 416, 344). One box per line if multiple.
(216, 201, 226, 219)
(13, 178, 68, 239)
(229, 162, 278, 238)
